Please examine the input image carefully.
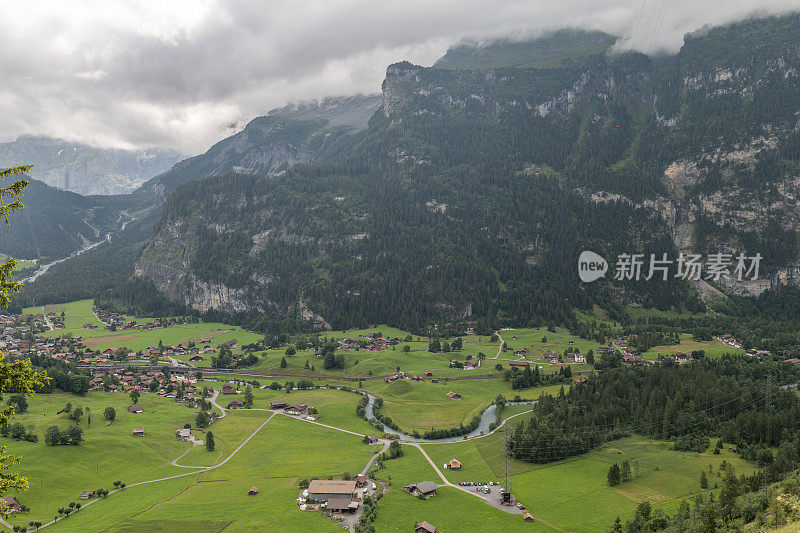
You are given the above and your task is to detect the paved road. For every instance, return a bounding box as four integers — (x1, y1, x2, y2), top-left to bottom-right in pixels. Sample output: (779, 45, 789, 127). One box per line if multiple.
(360, 440, 390, 476)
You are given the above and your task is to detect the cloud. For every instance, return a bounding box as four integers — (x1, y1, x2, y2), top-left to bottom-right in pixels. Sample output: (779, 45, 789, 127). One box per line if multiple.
(1, 0, 798, 154)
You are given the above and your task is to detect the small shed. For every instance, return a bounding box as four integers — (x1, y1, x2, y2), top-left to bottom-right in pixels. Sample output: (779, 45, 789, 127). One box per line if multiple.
(128, 404, 143, 413)
(415, 522, 436, 533)
(80, 490, 95, 500)
(132, 428, 145, 437)
(523, 512, 534, 522)
(248, 487, 258, 495)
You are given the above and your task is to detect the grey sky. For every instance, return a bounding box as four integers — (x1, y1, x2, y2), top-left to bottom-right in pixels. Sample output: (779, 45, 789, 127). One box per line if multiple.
(2, 0, 797, 155)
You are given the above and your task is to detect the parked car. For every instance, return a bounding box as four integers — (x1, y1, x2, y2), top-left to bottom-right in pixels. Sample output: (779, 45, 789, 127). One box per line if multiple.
(517, 503, 526, 509)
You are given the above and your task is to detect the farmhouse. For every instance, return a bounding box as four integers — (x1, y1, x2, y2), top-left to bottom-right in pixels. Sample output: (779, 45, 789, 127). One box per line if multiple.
(325, 498, 358, 514)
(132, 428, 145, 437)
(176, 428, 191, 441)
(354, 475, 369, 488)
(415, 521, 436, 533)
(285, 403, 309, 415)
(446, 391, 461, 400)
(403, 481, 438, 499)
(128, 404, 143, 413)
(444, 458, 461, 470)
(2, 497, 19, 513)
(221, 384, 237, 395)
(227, 399, 245, 409)
(270, 401, 290, 410)
(188, 355, 204, 362)
(80, 490, 95, 500)
(307, 480, 357, 502)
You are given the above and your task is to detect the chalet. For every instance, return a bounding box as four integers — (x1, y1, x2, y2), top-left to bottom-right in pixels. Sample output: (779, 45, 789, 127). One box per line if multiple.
(514, 349, 527, 358)
(573, 378, 587, 384)
(285, 403, 309, 415)
(446, 391, 461, 400)
(227, 399, 245, 409)
(367, 436, 379, 444)
(573, 354, 587, 363)
(403, 481, 438, 499)
(415, 521, 436, 533)
(176, 428, 191, 442)
(188, 355, 204, 362)
(354, 475, 369, 488)
(221, 384, 236, 395)
(2, 497, 19, 513)
(444, 458, 461, 470)
(325, 498, 358, 514)
(784, 358, 800, 366)
(270, 401, 290, 410)
(80, 490, 95, 500)
(132, 428, 145, 437)
(128, 404, 143, 414)
(307, 480, 357, 502)
(248, 487, 259, 495)
(549, 356, 560, 364)
(463, 360, 479, 369)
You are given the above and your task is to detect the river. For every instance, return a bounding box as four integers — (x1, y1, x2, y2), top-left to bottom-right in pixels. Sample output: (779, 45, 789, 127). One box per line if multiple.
(362, 391, 534, 443)
(20, 211, 134, 283)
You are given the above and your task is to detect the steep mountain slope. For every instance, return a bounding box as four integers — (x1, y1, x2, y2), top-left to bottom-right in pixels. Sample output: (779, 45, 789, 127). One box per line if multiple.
(136, 94, 382, 203)
(60, 14, 800, 330)
(0, 136, 182, 195)
(0, 178, 127, 261)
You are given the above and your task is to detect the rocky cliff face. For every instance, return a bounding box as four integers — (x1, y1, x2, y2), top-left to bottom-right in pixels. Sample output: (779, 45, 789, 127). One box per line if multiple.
(0, 135, 182, 195)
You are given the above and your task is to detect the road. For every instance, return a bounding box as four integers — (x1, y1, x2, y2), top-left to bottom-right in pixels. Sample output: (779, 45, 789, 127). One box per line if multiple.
(20, 395, 533, 531)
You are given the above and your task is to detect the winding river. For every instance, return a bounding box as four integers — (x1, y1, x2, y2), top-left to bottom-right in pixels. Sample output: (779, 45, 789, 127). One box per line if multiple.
(361, 391, 534, 443)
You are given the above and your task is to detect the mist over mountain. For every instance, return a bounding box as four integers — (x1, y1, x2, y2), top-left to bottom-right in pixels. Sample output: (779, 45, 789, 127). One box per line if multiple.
(0, 136, 183, 195)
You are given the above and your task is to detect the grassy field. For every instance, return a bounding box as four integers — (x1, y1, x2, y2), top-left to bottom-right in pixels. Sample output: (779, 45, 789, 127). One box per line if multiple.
(1, 390, 197, 528)
(643, 333, 744, 360)
(23, 299, 263, 353)
(497, 327, 602, 363)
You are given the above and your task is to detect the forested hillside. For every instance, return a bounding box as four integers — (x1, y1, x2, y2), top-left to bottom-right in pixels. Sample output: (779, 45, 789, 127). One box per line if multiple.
(19, 14, 800, 332)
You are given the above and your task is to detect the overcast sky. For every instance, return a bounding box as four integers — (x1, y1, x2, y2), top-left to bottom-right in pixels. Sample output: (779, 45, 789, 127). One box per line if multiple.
(2, 0, 798, 155)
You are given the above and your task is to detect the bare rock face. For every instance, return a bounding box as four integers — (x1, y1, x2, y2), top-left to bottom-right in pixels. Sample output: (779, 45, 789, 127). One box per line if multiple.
(0, 135, 182, 195)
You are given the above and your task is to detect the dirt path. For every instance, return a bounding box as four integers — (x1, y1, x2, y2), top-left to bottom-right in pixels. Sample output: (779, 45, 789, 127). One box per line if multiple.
(34, 412, 276, 531)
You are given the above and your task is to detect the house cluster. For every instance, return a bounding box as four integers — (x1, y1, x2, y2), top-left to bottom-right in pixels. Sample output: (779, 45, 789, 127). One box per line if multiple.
(299, 477, 372, 514)
(87, 369, 203, 405)
(270, 400, 314, 417)
(449, 358, 480, 369)
(659, 353, 693, 364)
(443, 320, 478, 333)
(716, 333, 743, 349)
(337, 333, 401, 352)
(94, 309, 187, 331)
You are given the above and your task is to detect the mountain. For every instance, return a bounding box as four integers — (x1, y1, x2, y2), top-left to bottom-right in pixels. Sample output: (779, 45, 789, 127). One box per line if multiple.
(0, 178, 130, 261)
(27, 14, 800, 332)
(0, 136, 182, 195)
(136, 94, 383, 203)
(433, 29, 616, 70)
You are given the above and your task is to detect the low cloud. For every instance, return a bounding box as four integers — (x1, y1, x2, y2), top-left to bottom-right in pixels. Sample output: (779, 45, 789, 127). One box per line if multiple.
(1, 0, 797, 154)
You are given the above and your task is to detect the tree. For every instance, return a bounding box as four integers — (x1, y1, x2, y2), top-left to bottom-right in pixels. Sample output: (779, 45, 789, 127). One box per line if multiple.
(195, 411, 210, 428)
(65, 425, 83, 445)
(621, 460, 631, 482)
(104, 407, 116, 423)
(280, 356, 288, 369)
(285, 346, 296, 356)
(205, 431, 215, 451)
(427, 339, 440, 353)
(700, 470, 708, 489)
(402, 345, 411, 353)
(129, 390, 140, 405)
(0, 167, 49, 497)
(44, 426, 61, 446)
(243, 386, 254, 408)
(607, 463, 621, 486)
(6, 395, 27, 414)
(719, 465, 739, 522)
